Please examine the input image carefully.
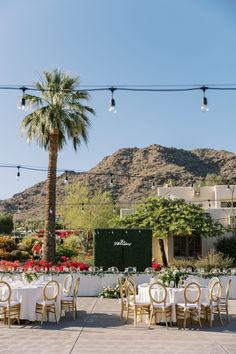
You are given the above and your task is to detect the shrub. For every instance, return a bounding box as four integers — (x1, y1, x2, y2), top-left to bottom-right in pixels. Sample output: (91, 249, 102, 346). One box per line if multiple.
(63, 235, 81, 252)
(0, 249, 12, 260)
(0, 213, 13, 234)
(170, 258, 196, 270)
(215, 236, 236, 264)
(55, 245, 78, 262)
(20, 236, 40, 254)
(0, 236, 17, 252)
(11, 250, 31, 261)
(194, 251, 234, 272)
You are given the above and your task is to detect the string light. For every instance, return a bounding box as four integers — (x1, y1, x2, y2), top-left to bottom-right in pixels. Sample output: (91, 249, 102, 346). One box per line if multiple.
(151, 178, 155, 190)
(17, 87, 27, 111)
(64, 170, 69, 184)
(200, 86, 209, 112)
(109, 87, 117, 113)
(109, 174, 114, 187)
(16, 166, 20, 181)
(49, 207, 53, 214)
(0, 82, 234, 112)
(112, 203, 116, 213)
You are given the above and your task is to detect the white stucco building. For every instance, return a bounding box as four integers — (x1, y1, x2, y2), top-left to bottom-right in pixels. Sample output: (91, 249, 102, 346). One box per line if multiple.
(120, 184, 236, 263)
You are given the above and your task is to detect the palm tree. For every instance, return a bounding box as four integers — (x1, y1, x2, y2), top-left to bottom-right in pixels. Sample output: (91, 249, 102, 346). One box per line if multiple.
(20, 69, 95, 262)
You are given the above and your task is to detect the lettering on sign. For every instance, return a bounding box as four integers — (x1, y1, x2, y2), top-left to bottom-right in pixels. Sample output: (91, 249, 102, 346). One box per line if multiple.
(114, 239, 132, 247)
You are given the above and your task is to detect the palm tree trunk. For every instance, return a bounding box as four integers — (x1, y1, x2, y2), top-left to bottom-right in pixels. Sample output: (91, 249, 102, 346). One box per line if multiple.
(43, 132, 59, 262)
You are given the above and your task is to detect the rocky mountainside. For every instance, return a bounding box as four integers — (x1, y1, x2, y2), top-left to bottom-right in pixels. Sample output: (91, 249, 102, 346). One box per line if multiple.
(0, 144, 235, 221)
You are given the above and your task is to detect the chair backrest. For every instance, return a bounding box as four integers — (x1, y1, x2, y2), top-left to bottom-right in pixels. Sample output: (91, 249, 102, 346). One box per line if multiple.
(63, 274, 73, 296)
(148, 282, 167, 305)
(124, 279, 137, 304)
(184, 282, 201, 305)
(208, 277, 220, 291)
(225, 279, 231, 303)
(210, 281, 222, 303)
(43, 280, 60, 302)
(73, 277, 80, 299)
(0, 280, 11, 304)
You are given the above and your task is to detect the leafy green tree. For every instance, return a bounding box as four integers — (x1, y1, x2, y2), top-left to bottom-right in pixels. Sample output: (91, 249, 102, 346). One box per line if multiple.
(116, 196, 224, 265)
(0, 213, 14, 234)
(20, 69, 95, 262)
(60, 183, 117, 252)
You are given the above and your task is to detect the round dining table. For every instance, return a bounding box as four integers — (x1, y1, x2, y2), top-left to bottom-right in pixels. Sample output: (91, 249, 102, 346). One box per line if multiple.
(138, 283, 210, 323)
(0, 281, 62, 322)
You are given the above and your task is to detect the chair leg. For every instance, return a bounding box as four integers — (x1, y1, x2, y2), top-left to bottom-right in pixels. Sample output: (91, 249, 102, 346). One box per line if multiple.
(164, 310, 168, 329)
(148, 308, 153, 328)
(134, 307, 138, 327)
(41, 306, 45, 325)
(217, 306, 223, 326)
(226, 305, 230, 322)
(8, 308, 10, 328)
(183, 310, 187, 330)
(125, 307, 129, 323)
(210, 309, 212, 328)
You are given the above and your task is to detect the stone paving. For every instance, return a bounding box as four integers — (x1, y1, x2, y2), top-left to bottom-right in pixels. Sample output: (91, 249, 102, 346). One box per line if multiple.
(0, 298, 236, 354)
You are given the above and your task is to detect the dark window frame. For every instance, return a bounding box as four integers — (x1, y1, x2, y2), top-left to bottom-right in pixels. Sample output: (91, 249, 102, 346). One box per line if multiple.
(173, 234, 202, 258)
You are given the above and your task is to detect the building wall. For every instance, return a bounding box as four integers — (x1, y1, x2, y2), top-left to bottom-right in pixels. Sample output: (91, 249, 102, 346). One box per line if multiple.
(120, 184, 236, 263)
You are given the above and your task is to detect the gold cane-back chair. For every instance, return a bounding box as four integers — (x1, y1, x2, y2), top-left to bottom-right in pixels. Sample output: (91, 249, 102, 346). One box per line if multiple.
(61, 277, 80, 319)
(201, 280, 223, 327)
(148, 282, 172, 329)
(0, 281, 20, 327)
(176, 282, 202, 329)
(220, 279, 231, 321)
(124, 279, 150, 327)
(208, 277, 219, 293)
(36, 280, 60, 324)
(63, 274, 73, 297)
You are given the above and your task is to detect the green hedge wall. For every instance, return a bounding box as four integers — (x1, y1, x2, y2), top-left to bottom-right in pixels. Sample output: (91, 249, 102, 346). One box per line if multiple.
(94, 228, 152, 272)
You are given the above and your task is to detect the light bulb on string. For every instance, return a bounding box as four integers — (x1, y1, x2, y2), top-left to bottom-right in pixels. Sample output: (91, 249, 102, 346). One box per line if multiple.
(49, 207, 53, 214)
(200, 86, 209, 112)
(109, 174, 114, 188)
(112, 203, 116, 213)
(17, 87, 27, 111)
(151, 178, 155, 190)
(109, 87, 117, 113)
(190, 178, 194, 190)
(16, 166, 20, 181)
(64, 170, 69, 184)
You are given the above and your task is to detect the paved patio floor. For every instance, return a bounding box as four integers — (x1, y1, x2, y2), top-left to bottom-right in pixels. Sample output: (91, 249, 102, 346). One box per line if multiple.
(0, 298, 236, 354)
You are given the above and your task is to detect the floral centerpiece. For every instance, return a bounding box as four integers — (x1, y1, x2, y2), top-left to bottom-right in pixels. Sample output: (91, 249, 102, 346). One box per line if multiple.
(158, 267, 188, 287)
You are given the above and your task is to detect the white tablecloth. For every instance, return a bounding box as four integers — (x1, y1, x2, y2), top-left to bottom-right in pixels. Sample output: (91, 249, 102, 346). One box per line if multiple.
(138, 284, 210, 322)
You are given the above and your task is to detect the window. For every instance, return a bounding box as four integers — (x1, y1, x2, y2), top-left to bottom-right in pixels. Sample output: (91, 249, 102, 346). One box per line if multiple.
(174, 235, 201, 258)
(221, 201, 236, 208)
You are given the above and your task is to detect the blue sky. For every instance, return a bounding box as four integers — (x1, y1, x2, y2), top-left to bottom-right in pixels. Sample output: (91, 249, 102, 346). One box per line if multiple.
(0, 0, 236, 199)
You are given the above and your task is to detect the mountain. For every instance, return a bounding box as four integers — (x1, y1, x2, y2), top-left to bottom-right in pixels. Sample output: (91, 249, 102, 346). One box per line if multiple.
(0, 144, 235, 221)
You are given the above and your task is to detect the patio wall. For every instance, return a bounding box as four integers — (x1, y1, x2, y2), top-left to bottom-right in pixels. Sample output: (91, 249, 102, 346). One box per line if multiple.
(52, 273, 236, 299)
